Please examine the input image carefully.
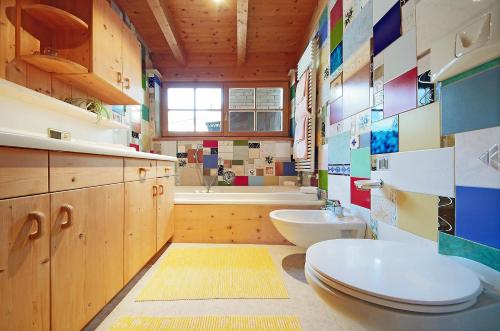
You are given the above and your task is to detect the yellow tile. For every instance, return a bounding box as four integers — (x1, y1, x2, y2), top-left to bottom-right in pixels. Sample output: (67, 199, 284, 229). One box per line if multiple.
(399, 102, 441, 152)
(263, 176, 279, 186)
(396, 191, 439, 241)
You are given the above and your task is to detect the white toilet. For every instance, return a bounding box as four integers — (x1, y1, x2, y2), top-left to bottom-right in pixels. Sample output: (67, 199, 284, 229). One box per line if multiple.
(305, 239, 500, 331)
(269, 209, 366, 248)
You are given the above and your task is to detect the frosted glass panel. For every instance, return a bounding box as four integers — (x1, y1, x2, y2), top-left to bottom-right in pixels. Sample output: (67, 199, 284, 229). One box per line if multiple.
(257, 111, 282, 131)
(196, 88, 222, 109)
(229, 88, 255, 109)
(168, 88, 194, 109)
(196, 111, 222, 132)
(229, 111, 254, 132)
(256, 88, 283, 109)
(168, 111, 194, 131)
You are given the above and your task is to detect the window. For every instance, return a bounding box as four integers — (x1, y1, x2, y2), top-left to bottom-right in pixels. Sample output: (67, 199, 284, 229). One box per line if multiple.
(163, 82, 289, 137)
(167, 86, 222, 133)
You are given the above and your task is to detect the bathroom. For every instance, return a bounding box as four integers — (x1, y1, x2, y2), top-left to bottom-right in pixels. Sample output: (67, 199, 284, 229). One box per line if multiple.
(0, 0, 499, 330)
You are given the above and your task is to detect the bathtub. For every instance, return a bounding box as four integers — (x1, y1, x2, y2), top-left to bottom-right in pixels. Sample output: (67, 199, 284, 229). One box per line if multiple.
(172, 186, 323, 245)
(174, 186, 324, 206)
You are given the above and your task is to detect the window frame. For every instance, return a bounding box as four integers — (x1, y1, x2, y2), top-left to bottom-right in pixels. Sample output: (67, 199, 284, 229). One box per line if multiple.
(161, 81, 290, 138)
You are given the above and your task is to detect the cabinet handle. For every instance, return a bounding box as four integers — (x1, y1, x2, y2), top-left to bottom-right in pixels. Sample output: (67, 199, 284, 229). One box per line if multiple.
(165, 167, 172, 173)
(124, 78, 130, 89)
(28, 211, 44, 240)
(60, 204, 74, 228)
(139, 167, 149, 177)
(159, 184, 164, 195)
(117, 72, 122, 83)
(153, 185, 158, 197)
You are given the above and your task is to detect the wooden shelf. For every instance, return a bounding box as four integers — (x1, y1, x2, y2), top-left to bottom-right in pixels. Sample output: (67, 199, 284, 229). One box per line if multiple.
(22, 4, 88, 32)
(21, 55, 88, 74)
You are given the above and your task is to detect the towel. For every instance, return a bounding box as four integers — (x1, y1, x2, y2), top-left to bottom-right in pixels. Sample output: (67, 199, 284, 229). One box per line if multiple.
(295, 71, 309, 116)
(293, 115, 309, 160)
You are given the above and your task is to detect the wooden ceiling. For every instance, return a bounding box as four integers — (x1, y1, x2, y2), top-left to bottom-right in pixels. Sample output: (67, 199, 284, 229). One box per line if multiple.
(114, 0, 318, 82)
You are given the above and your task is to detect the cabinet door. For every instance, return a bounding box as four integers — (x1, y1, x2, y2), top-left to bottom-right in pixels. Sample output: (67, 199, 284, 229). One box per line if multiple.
(50, 184, 124, 331)
(124, 179, 157, 283)
(92, 0, 123, 91)
(156, 176, 175, 251)
(0, 195, 50, 331)
(121, 26, 144, 104)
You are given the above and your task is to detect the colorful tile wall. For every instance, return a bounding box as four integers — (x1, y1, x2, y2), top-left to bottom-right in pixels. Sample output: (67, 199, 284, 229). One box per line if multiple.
(176, 140, 296, 186)
(399, 102, 440, 152)
(396, 191, 439, 241)
(373, 0, 401, 56)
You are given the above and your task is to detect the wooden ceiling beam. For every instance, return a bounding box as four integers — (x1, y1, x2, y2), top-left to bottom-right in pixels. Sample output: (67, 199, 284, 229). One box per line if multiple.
(146, 0, 186, 65)
(237, 0, 249, 66)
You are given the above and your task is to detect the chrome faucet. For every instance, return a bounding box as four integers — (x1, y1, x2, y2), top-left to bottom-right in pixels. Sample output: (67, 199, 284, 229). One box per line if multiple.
(322, 200, 345, 218)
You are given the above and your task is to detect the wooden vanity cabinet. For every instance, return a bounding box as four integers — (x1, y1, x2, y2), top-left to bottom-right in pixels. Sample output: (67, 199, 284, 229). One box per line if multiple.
(50, 184, 124, 331)
(156, 163, 175, 251)
(0, 194, 50, 331)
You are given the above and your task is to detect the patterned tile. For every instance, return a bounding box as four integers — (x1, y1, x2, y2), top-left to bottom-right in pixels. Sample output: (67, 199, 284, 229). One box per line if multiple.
(371, 116, 399, 155)
(328, 164, 351, 176)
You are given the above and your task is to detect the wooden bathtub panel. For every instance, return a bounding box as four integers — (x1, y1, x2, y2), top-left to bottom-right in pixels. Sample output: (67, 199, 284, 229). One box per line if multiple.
(172, 204, 320, 245)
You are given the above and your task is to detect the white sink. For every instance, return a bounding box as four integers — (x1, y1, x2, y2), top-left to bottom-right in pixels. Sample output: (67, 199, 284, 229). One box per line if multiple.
(269, 209, 366, 248)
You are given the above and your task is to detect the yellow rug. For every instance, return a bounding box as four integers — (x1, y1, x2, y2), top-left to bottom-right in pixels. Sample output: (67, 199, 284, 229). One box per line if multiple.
(109, 316, 302, 331)
(137, 247, 289, 300)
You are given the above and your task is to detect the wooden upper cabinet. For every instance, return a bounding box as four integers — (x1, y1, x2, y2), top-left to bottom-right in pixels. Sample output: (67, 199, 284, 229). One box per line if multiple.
(0, 194, 50, 331)
(122, 26, 144, 104)
(92, 0, 123, 92)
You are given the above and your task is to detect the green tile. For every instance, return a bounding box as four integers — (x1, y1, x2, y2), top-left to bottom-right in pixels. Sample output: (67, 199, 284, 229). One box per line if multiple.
(330, 20, 343, 50)
(232, 160, 244, 165)
(439, 232, 500, 272)
(319, 170, 328, 191)
(350, 147, 370, 178)
(233, 140, 249, 146)
(141, 104, 149, 121)
(218, 181, 231, 186)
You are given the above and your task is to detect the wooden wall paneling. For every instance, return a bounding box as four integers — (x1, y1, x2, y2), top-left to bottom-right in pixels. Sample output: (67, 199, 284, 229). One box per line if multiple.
(172, 204, 319, 244)
(236, 0, 248, 65)
(0, 147, 49, 200)
(50, 184, 124, 331)
(0, 0, 16, 79)
(0, 194, 50, 331)
(26, 63, 51, 95)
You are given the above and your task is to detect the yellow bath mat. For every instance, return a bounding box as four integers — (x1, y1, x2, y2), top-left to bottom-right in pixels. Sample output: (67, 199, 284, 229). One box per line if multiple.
(137, 247, 289, 300)
(109, 316, 302, 331)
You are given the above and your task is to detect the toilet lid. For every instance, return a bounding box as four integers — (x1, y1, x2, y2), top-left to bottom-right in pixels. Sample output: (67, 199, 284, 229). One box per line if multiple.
(306, 239, 482, 306)
(305, 262, 478, 313)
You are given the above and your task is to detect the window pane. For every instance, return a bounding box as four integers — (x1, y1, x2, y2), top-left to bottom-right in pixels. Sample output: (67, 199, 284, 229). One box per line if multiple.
(168, 111, 194, 131)
(196, 88, 222, 110)
(196, 111, 222, 132)
(229, 88, 255, 109)
(256, 111, 282, 131)
(256, 88, 283, 109)
(229, 111, 254, 132)
(168, 88, 194, 109)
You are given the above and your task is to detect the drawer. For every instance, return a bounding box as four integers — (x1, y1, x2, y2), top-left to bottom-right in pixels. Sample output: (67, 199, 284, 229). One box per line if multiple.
(124, 158, 156, 181)
(0, 147, 49, 199)
(50, 152, 124, 191)
(157, 160, 175, 177)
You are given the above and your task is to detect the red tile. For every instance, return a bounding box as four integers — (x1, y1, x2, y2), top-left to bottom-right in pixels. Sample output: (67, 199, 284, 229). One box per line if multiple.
(351, 177, 371, 209)
(329, 97, 343, 124)
(330, 0, 343, 25)
(129, 143, 139, 151)
(234, 176, 248, 186)
(275, 162, 284, 176)
(384, 67, 417, 118)
(203, 140, 218, 148)
(188, 149, 203, 163)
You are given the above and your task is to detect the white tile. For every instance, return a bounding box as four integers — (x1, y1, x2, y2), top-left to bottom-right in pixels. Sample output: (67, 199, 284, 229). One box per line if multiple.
(373, 0, 398, 25)
(417, 52, 431, 75)
(328, 115, 353, 137)
(218, 145, 233, 153)
(161, 141, 177, 156)
(275, 142, 292, 157)
(372, 148, 455, 197)
(219, 152, 233, 160)
(319, 144, 328, 170)
(384, 28, 417, 83)
(328, 175, 351, 207)
(377, 221, 437, 252)
(401, 0, 416, 35)
(260, 142, 276, 156)
(455, 126, 500, 189)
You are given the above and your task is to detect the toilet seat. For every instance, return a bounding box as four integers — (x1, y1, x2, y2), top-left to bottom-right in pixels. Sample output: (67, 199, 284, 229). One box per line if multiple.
(305, 262, 478, 313)
(306, 239, 483, 313)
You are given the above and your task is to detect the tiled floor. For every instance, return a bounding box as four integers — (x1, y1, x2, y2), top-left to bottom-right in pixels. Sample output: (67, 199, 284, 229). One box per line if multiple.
(92, 243, 360, 331)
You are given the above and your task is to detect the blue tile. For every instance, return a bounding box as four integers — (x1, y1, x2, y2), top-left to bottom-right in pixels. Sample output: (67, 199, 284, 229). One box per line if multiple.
(441, 64, 500, 135)
(456, 186, 500, 250)
(203, 154, 218, 169)
(330, 42, 343, 75)
(359, 132, 371, 148)
(328, 131, 351, 164)
(373, 1, 401, 56)
(371, 116, 399, 155)
(248, 176, 264, 186)
(439, 232, 500, 272)
(318, 8, 329, 48)
(283, 162, 297, 176)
